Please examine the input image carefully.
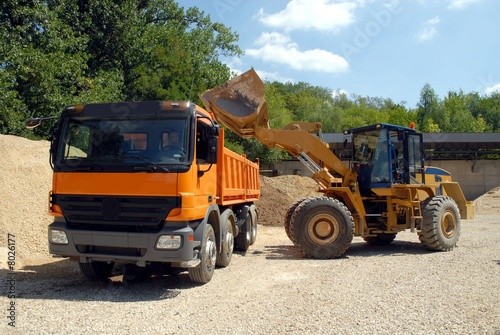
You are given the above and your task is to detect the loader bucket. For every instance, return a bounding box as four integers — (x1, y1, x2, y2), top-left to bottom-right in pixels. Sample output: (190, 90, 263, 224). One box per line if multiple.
(200, 68, 269, 138)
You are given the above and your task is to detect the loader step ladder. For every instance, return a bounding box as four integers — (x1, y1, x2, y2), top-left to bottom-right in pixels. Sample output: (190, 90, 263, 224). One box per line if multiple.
(410, 200, 423, 232)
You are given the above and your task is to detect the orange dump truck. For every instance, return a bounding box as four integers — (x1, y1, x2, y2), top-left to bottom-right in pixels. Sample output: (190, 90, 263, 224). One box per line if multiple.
(27, 101, 260, 283)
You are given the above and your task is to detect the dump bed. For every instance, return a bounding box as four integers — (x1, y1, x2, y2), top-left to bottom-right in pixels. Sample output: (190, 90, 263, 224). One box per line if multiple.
(217, 130, 260, 205)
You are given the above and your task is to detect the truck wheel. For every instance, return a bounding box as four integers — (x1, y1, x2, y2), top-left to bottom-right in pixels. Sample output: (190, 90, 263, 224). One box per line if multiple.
(419, 196, 461, 251)
(290, 196, 353, 259)
(363, 233, 397, 245)
(78, 261, 114, 280)
(284, 198, 307, 243)
(189, 224, 217, 283)
(235, 207, 251, 251)
(249, 204, 258, 245)
(216, 210, 234, 267)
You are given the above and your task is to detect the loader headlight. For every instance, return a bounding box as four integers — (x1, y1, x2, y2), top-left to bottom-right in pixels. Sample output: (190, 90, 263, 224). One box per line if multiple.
(49, 229, 68, 245)
(156, 235, 182, 250)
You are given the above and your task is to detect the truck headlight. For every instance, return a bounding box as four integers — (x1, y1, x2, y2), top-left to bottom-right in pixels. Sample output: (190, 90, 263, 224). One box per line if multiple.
(50, 229, 68, 244)
(156, 235, 182, 250)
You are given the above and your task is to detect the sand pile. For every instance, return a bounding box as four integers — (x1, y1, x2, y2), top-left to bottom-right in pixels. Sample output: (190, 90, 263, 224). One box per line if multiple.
(0, 135, 53, 266)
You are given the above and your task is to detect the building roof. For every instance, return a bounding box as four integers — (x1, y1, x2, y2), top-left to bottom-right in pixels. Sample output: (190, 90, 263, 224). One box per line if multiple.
(323, 132, 500, 160)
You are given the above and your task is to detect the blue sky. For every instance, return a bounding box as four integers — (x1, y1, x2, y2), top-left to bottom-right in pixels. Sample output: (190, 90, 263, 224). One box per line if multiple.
(186, 0, 500, 108)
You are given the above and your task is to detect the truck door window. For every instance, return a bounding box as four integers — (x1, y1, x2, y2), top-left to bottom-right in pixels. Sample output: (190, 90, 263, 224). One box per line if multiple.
(62, 123, 90, 159)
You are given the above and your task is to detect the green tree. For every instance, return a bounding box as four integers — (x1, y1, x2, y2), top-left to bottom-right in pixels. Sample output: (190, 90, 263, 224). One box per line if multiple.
(477, 92, 500, 131)
(443, 90, 487, 132)
(417, 83, 441, 131)
(0, 0, 241, 138)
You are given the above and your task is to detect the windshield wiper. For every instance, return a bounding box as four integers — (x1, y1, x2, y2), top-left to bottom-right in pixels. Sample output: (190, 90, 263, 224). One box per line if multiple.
(122, 155, 170, 172)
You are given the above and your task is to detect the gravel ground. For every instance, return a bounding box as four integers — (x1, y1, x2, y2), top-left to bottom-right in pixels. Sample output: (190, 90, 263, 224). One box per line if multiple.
(1, 215, 499, 335)
(1, 134, 499, 335)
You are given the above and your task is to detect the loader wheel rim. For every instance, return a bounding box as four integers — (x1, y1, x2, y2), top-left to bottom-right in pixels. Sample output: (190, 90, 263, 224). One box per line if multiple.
(441, 210, 457, 238)
(307, 213, 340, 245)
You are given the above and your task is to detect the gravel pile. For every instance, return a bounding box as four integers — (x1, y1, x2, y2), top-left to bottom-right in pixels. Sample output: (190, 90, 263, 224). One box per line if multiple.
(0, 134, 499, 335)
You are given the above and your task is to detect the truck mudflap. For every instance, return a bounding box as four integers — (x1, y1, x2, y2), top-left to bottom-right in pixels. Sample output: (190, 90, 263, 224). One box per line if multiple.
(48, 218, 201, 267)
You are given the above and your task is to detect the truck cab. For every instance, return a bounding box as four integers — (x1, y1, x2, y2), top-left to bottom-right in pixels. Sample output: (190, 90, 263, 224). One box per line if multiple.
(30, 101, 260, 283)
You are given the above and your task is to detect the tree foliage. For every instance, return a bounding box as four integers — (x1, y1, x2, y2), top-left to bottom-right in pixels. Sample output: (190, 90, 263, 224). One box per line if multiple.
(0, 0, 241, 137)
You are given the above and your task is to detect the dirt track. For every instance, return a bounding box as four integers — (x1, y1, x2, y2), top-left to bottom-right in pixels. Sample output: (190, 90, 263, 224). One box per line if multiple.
(0, 135, 499, 334)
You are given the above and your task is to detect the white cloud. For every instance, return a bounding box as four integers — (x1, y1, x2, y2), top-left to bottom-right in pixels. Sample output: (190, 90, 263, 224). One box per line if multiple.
(427, 16, 440, 25)
(415, 27, 437, 41)
(447, 0, 484, 10)
(257, 0, 357, 33)
(415, 16, 440, 42)
(485, 82, 500, 94)
(246, 32, 349, 73)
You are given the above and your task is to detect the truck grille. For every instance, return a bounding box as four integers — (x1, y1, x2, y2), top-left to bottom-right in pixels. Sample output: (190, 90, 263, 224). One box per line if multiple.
(53, 194, 180, 231)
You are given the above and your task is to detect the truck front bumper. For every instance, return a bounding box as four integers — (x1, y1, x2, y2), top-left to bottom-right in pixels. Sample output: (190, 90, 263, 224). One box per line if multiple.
(48, 218, 201, 267)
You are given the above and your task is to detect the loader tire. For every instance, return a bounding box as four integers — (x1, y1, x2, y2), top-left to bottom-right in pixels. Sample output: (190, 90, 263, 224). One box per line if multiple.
(363, 233, 397, 245)
(189, 224, 216, 283)
(78, 261, 114, 280)
(419, 196, 460, 251)
(216, 209, 234, 268)
(284, 198, 307, 243)
(290, 196, 353, 259)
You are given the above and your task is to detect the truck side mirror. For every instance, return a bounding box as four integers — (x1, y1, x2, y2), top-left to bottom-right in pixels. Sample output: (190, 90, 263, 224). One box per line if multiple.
(210, 125, 220, 136)
(206, 136, 218, 164)
(26, 118, 42, 129)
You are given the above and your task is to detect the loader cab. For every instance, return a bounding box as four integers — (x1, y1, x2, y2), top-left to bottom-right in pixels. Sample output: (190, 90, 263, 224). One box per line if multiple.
(347, 124, 424, 191)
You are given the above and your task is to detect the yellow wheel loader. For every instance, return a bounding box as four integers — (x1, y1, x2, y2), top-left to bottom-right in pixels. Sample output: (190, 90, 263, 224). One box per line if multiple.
(201, 69, 474, 259)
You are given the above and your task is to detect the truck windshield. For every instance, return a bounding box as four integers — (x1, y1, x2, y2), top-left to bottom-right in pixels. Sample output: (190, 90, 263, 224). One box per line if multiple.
(54, 116, 191, 171)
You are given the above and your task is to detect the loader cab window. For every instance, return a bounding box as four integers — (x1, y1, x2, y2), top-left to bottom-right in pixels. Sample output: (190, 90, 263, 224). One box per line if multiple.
(371, 132, 391, 183)
(352, 127, 407, 188)
(408, 133, 424, 182)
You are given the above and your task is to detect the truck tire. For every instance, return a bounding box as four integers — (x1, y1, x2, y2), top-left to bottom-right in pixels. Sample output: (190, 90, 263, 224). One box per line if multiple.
(216, 209, 234, 267)
(78, 261, 114, 280)
(249, 204, 258, 245)
(189, 224, 217, 283)
(284, 198, 307, 243)
(235, 207, 251, 251)
(363, 233, 397, 245)
(419, 196, 460, 251)
(290, 196, 353, 259)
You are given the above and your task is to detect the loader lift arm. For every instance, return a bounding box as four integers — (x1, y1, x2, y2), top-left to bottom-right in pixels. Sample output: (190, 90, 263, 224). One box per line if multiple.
(200, 69, 349, 189)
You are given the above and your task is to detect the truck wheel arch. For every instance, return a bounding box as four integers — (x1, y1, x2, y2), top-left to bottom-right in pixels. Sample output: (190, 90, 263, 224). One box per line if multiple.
(194, 205, 221, 250)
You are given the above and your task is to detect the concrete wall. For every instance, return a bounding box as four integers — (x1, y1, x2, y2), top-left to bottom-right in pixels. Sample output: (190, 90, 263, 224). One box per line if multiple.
(263, 160, 500, 201)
